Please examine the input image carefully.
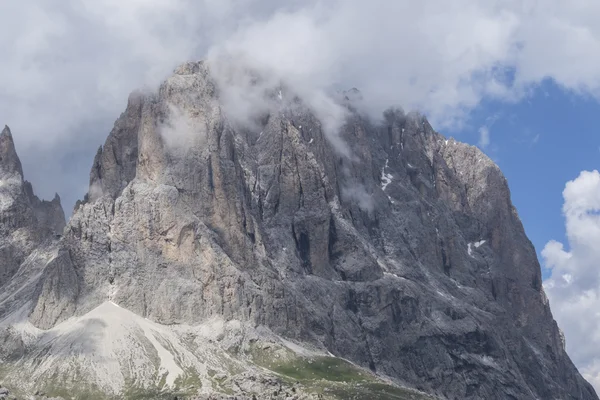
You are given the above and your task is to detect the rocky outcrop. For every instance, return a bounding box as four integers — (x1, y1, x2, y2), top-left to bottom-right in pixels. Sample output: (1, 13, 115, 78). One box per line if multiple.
(0, 126, 65, 290)
(0, 126, 24, 179)
(0, 62, 596, 399)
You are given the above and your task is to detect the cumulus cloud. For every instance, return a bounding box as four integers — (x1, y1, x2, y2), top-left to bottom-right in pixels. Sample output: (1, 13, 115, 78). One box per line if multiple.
(543, 170, 600, 392)
(3, 0, 600, 208)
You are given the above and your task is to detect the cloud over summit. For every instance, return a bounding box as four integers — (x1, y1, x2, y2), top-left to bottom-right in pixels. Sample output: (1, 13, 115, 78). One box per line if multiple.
(1, 0, 600, 211)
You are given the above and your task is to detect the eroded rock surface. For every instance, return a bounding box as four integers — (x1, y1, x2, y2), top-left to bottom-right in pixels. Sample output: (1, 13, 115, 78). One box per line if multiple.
(0, 125, 65, 291)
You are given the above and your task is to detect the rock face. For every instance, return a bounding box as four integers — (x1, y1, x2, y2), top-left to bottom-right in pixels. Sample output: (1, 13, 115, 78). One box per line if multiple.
(0, 62, 596, 400)
(0, 126, 65, 290)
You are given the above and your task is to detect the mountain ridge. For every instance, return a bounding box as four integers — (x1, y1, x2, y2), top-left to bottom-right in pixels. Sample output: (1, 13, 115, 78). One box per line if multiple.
(0, 60, 596, 400)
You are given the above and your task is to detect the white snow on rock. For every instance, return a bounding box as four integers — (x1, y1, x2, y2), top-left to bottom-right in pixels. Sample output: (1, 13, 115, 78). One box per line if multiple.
(381, 159, 393, 191)
(468, 240, 487, 257)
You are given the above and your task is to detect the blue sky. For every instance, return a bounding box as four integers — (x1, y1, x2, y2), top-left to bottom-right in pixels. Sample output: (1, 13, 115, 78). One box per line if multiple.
(452, 81, 599, 279)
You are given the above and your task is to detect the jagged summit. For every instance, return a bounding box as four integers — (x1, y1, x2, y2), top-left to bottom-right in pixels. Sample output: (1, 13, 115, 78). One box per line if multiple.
(1, 124, 11, 137)
(0, 124, 24, 179)
(0, 61, 596, 400)
(0, 125, 66, 287)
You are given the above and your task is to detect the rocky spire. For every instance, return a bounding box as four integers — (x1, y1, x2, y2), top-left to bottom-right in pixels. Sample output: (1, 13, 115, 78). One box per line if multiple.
(0, 125, 65, 234)
(0, 125, 24, 180)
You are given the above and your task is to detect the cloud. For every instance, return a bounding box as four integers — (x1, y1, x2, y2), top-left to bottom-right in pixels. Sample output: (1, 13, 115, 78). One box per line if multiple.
(542, 170, 600, 393)
(3, 0, 600, 209)
(159, 103, 208, 150)
(477, 113, 501, 150)
(478, 126, 491, 149)
(341, 184, 375, 213)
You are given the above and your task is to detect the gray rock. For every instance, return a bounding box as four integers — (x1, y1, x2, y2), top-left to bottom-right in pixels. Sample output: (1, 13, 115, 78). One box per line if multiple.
(0, 126, 23, 179)
(0, 126, 65, 290)
(0, 61, 596, 400)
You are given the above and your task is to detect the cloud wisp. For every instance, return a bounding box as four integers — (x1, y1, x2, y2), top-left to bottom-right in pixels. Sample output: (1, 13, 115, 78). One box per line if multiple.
(478, 126, 491, 149)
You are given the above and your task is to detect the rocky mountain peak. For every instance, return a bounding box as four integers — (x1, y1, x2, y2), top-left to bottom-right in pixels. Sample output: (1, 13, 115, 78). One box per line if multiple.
(0, 126, 65, 290)
(0, 125, 24, 180)
(0, 61, 596, 400)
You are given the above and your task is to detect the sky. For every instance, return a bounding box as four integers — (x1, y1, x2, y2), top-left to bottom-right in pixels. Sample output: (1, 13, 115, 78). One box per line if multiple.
(1, 0, 600, 393)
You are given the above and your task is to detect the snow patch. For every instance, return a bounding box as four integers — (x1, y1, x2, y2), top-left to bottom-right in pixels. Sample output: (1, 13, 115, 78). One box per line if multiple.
(381, 159, 393, 191)
(468, 240, 487, 257)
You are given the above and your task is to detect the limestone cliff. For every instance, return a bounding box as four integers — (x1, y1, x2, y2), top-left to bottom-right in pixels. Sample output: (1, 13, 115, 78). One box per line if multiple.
(0, 125, 65, 290)
(0, 62, 595, 400)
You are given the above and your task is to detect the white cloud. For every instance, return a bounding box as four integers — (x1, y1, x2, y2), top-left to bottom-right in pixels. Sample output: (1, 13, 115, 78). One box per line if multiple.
(2, 0, 600, 208)
(341, 184, 375, 213)
(543, 170, 600, 393)
(159, 103, 208, 150)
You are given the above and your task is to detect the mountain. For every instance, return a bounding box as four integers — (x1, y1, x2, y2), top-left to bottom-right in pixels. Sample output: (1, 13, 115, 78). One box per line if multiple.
(0, 125, 65, 304)
(0, 61, 596, 400)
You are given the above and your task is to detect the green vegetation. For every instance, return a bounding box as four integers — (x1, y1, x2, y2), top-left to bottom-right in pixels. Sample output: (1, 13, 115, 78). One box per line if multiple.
(266, 355, 368, 383)
(246, 343, 433, 400)
(32, 380, 106, 400)
(173, 368, 203, 391)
